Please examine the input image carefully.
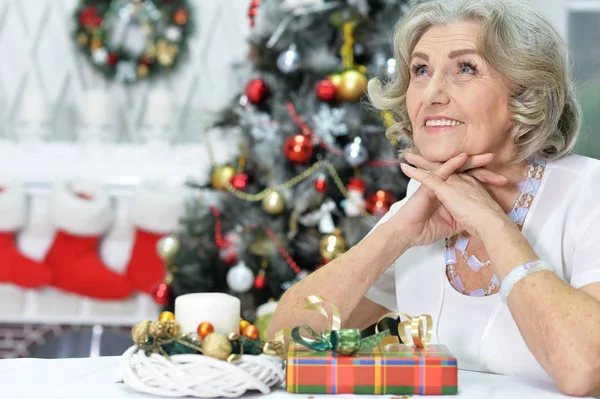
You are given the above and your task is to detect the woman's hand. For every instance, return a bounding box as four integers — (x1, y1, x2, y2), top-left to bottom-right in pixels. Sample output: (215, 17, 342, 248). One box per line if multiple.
(399, 163, 511, 239)
(390, 153, 507, 248)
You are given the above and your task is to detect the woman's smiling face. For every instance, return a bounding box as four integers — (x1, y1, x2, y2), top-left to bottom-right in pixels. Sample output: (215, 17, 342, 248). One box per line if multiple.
(406, 21, 514, 162)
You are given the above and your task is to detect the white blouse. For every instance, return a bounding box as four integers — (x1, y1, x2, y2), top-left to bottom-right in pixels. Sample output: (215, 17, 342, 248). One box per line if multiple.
(364, 154, 600, 382)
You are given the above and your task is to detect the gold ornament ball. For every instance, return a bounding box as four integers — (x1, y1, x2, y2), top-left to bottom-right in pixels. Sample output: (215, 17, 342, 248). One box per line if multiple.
(156, 235, 180, 262)
(262, 191, 286, 215)
(149, 320, 180, 339)
(138, 64, 149, 78)
(201, 332, 233, 360)
(319, 229, 347, 262)
(212, 165, 236, 190)
(329, 73, 343, 88)
(242, 324, 260, 340)
(196, 321, 215, 339)
(337, 69, 368, 102)
(158, 311, 175, 322)
(157, 52, 174, 67)
(76, 33, 89, 46)
(132, 320, 152, 345)
(240, 319, 250, 333)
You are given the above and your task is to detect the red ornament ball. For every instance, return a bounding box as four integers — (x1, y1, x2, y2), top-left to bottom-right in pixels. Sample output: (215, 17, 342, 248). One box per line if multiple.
(315, 78, 338, 102)
(254, 272, 266, 290)
(231, 173, 249, 189)
(365, 190, 398, 217)
(107, 52, 119, 66)
(245, 78, 269, 105)
(283, 134, 314, 164)
(151, 282, 170, 306)
(79, 6, 102, 30)
(314, 174, 328, 193)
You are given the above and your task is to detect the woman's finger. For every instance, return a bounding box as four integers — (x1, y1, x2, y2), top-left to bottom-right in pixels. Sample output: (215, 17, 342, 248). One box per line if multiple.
(405, 152, 494, 174)
(400, 163, 449, 194)
(466, 168, 508, 186)
(434, 153, 469, 179)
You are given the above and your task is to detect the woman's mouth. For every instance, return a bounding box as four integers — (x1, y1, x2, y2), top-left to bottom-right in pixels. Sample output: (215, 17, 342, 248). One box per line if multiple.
(423, 118, 464, 134)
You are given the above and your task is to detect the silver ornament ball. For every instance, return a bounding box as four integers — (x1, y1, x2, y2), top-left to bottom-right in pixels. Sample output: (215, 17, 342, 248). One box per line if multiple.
(277, 44, 302, 74)
(226, 261, 254, 293)
(343, 137, 369, 167)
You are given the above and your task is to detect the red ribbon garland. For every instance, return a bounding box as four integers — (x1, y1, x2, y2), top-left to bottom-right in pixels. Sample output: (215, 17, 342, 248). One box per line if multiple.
(210, 206, 301, 275)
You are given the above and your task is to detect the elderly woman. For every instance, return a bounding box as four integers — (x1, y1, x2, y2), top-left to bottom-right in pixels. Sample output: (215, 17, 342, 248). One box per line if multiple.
(267, 0, 600, 396)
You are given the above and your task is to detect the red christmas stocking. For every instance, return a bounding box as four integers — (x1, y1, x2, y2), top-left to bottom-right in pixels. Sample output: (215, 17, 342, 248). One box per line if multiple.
(0, 182, 51, 288)
(44, 181, 132, 299)
(126, 183, 184, 294)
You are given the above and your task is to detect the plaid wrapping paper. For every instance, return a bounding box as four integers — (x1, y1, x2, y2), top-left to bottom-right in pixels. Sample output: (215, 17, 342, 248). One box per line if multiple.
(286, 342, 458, 395)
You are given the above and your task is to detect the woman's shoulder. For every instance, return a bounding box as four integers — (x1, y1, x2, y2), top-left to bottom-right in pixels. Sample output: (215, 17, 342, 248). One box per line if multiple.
(546, 153, 600, 177)
(544, 154, 600, 228)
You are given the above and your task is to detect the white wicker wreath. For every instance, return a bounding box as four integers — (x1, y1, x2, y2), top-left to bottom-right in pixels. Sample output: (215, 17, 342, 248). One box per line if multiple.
(120, 345, 286, 398)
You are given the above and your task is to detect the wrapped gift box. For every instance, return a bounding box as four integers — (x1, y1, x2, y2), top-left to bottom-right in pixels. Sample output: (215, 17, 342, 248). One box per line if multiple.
(286, 342, 458, 395)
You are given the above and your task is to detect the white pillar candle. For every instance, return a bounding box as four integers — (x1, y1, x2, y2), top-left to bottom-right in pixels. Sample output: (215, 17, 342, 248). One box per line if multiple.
(175, 293, 241, 335)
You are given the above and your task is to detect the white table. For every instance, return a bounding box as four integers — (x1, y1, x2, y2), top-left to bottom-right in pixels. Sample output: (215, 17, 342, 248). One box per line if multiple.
(0, 356, 593, 399)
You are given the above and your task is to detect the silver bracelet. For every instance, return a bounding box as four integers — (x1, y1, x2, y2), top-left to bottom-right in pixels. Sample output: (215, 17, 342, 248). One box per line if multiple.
(499, 260, 554, 303)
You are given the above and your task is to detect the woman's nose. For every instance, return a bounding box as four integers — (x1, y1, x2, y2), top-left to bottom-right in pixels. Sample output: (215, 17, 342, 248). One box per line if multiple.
(423, 74, 450, 106)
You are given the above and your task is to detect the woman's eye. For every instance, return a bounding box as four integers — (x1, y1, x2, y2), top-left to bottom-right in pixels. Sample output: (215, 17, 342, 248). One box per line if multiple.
(458, 62, 477, 75)
(411, 64, 427, 76)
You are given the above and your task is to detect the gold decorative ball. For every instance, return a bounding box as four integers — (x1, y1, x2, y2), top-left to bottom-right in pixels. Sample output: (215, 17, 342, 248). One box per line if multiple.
(156, 235, 180, 262)
(196, 322, 214, 339)
(263, 341, 286, 359)
(319, 229, 347, 262)
(240, 319, 250, 333)
(132, 321, 152, 345)
(76, 33, 89, 46)
(211, 165, 236, 190)
(201, 332, 233, 360)
(242, 324, 260, 340)
(149, 320, 180, 340)
(329, 73, 343, 88)
(158, 311, 175, 322)
(337, 69, 368, 102)
(261, 191, 286, 215)
(137, 64, 149, 78)
(157, 52, 174, 67)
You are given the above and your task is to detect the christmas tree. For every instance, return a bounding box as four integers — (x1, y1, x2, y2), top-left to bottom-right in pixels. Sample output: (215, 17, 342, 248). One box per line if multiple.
(154, 0, 416, 325)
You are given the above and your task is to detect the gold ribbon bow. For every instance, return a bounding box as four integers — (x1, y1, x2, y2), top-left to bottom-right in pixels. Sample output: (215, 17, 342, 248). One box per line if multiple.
(376, 312, 433, 349)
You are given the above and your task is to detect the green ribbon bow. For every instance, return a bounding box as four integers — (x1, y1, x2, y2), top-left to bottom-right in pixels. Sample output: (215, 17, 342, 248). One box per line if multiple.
(289, 295, 390, 356)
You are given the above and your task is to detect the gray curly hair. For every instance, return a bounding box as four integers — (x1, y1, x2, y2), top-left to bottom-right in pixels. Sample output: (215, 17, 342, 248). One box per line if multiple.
(367, 0, 581, 162)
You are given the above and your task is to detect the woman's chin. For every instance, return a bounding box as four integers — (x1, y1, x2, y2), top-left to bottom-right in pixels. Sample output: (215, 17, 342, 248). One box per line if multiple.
(417, 147, 465, 163)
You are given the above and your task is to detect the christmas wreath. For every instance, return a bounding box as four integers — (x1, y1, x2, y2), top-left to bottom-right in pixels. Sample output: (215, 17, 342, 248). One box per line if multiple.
(74, 0, 193, 83)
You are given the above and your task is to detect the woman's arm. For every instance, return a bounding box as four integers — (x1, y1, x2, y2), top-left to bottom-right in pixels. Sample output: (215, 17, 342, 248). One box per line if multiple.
(482, 219, 600, 398)
(266, 220, 410, 340)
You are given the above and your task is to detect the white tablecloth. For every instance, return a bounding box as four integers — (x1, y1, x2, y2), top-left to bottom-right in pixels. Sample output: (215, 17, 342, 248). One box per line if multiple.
(0, 356, 590, 399)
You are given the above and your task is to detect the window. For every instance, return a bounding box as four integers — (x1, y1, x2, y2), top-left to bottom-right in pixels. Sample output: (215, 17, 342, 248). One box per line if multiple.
(568, 1, 600, 159)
